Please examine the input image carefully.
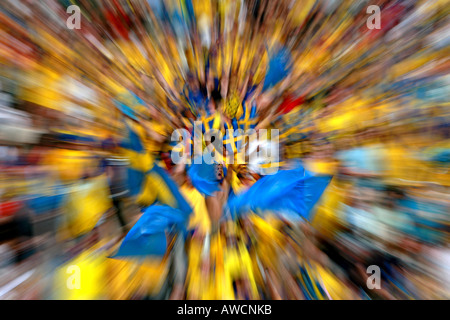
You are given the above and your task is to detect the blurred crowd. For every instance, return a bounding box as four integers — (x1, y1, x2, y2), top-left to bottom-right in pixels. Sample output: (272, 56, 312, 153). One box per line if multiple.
(0, 0, 449, 299)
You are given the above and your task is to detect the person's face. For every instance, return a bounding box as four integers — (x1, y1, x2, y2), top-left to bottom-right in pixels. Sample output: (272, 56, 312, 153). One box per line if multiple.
(215, 163, 224, 180)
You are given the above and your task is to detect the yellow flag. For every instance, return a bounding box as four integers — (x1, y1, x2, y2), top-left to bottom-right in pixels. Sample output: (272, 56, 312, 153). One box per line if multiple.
(63, 174, 112, 238)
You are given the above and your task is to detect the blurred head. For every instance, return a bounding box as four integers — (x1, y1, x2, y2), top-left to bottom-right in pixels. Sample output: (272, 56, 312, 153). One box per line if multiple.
(215, 163, 224, 180)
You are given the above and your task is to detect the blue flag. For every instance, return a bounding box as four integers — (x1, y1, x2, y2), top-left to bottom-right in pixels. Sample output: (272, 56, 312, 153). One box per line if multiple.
(263, 45, 293, 91)
(228, 165, 332, 221)
(112, 205, 187, 258)
(187, 157, 227, 197)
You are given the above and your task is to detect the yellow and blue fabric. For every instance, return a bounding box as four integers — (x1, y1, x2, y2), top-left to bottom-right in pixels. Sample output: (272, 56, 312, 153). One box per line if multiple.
(279, 107, 307, 141)
(243, 84, 258, 102)
(297, 262, 328, 300)
(120, 118, 192, 215)
(113, 90, 147, 121)
(197, 109, 221, 134)
(234, 100, 258, 133)
(105, 254, 170, 299)
(262, 44, 293, 92)
(181, 185, 210, 236)
(182, 85, 206, 116)
(24, 174, 66, 215)
(228, 164, 332, 221)
(222, 100, 257, 164)
(26, 190, 66, 215)
(55, 131, 97, 145)
(137, 163, 193, 215)
(205, 50, 221, 91)
(169, 127, 193, 163)
(223, 121, 244, 164)
(223, 91, 243, 119)
(180, 0, 196, 29)
(62, 174, 112, 238)
(311, 263, 357, 300)
(230, 99, 257, 153)
(112, 204, 187, 258)
(188, 100, 258, 166)
(187, 157, 227, 197)
(120, 120, 149, 197)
